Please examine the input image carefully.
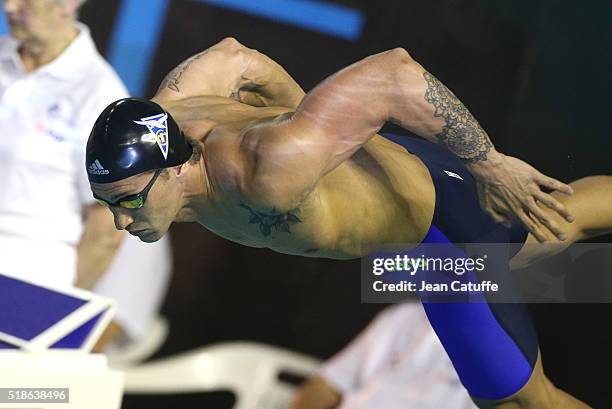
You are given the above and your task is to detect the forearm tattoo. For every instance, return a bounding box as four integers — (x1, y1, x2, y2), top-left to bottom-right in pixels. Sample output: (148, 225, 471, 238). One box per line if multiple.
(240, 203, 302, 237)
(158, 50, 209, 93)
(423, 72, 492, 163)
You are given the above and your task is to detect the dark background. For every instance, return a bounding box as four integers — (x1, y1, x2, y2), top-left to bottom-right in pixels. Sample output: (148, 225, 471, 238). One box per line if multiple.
(79, 0, 611, 407)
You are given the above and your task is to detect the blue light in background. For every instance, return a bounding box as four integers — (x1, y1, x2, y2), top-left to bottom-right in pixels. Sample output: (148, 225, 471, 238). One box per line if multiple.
(195, 0, 364, 41)
(0, 4, 7, 36)
(107, 0, 364, 96)
(107, 0, 171, 97)
(0, 0, 364, 96)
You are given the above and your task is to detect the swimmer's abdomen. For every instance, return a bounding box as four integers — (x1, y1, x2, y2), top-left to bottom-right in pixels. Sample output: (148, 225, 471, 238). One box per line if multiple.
(314, 135, 437, 254)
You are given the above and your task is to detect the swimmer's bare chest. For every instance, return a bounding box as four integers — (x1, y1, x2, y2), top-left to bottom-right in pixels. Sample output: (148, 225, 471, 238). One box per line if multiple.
(162, 96, 436, 259)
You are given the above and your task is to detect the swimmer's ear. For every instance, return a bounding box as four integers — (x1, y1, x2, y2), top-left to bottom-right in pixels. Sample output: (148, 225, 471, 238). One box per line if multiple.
(173, 164, 186, 177)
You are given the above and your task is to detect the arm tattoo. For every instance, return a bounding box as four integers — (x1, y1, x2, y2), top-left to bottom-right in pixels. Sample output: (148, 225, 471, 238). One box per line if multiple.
(423, 71, 492, 163)
(158, 50, 209, 94)
(240, 203, 302, 237)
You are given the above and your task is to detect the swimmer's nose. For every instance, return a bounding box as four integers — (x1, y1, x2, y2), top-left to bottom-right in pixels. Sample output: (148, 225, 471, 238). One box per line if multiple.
(112, 209, 133, 231)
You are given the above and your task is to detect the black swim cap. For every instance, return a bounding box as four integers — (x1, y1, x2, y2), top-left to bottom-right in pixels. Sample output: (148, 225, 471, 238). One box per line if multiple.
(86, 97, 193, 183)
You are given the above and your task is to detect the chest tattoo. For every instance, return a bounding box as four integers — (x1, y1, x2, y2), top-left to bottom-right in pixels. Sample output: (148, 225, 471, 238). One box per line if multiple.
(239, 203, 302, 237)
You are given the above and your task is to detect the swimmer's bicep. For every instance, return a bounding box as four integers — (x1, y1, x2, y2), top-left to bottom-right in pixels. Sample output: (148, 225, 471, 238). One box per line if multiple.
(238, 56, 398, 209)
(283, 52, 404, 159)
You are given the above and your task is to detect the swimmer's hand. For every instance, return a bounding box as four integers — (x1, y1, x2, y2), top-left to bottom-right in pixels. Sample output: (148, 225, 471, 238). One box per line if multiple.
(467, 153, 574, 242)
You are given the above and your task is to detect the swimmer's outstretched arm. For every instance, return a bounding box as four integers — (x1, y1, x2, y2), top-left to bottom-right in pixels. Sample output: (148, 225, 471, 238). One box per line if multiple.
(239, 48, 575, 243)
(153, 37, 305, 108)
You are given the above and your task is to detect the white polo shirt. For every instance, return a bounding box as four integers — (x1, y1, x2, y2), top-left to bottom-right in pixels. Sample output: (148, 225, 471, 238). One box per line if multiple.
(0, 23, 130, 284)
(320, 303, 477, 409)
(0, 24, 172, 342)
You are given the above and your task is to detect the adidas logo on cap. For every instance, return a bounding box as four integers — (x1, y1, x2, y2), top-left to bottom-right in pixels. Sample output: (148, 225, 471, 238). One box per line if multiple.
(88, 159, 110, 175)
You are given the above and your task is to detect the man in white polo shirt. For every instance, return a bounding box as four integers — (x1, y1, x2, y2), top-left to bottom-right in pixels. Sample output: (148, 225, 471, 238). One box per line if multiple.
(0, 0, 171, 355)
(291, 303, 477, 409)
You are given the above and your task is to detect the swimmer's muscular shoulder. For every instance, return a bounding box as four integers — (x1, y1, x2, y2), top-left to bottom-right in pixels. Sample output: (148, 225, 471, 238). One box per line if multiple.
(203, 111, 302, 201)
(191, 119, 343, 255)
(226, 123, 433, 246)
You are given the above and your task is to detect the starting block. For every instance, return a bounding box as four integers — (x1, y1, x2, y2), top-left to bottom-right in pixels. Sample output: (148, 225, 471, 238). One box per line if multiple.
(0, 273, 124, 409)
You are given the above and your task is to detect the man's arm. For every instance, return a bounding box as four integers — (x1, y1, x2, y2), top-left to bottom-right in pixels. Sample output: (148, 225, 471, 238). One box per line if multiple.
(153, 37, 305, 108)
(240, 48, 573, 241)
(75, 204, 125, 289)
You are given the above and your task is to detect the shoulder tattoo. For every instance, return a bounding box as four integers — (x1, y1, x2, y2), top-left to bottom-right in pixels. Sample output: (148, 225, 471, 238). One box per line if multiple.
(158, 50, 209, 94)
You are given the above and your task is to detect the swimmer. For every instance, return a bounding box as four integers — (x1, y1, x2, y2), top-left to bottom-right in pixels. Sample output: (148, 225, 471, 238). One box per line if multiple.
(87, 38, 611, 408)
